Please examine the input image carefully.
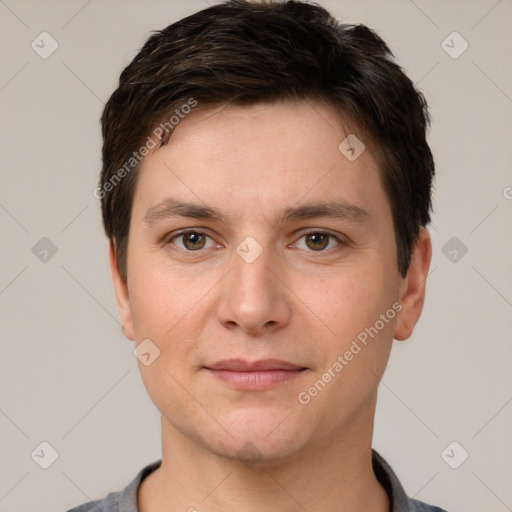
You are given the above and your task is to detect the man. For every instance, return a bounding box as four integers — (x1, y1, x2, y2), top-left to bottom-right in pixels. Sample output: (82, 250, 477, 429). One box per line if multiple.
(72, 1, 446, 510)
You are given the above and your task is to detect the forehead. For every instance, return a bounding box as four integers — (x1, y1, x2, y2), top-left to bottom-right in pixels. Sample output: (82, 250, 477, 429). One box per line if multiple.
(132, 100, 390, 226)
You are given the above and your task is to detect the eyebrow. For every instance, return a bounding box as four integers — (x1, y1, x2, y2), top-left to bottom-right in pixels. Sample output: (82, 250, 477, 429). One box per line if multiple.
(143, 197, 370, 227)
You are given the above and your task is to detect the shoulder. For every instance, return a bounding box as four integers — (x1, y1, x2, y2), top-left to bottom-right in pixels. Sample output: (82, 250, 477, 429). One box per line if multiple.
(406, 498, 449, 512)
(65, 491, 119, 512)
(407, 498, 449, 512)
(372, 450, 449, 512)
(64, 460, 162, 512)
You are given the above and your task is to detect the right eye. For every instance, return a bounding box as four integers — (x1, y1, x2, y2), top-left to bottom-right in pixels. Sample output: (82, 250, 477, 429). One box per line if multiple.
(167, 230, 216, 251)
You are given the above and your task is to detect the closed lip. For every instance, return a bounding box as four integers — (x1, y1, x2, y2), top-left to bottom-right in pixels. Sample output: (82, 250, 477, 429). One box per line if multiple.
(205, 359, 306, 371)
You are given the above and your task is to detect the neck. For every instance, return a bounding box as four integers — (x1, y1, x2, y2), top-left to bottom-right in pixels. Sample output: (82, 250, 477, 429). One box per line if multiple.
(138, 402, 389, 512)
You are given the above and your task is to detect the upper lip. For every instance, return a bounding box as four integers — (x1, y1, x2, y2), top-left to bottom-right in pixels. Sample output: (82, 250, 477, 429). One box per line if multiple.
(206, 359, 305, 371)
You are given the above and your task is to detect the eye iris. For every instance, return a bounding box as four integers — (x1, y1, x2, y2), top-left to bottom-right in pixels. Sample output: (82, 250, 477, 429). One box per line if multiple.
(183, 232, 206, 250)
(306, 233, 329, 250)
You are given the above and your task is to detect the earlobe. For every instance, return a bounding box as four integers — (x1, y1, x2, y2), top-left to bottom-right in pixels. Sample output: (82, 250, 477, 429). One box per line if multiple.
(393, 228, 432, 341)
(108, 242, 135, 341)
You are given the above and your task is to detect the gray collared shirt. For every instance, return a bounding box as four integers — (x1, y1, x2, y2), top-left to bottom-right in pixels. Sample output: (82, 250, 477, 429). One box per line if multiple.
(65, 450, 448, 511)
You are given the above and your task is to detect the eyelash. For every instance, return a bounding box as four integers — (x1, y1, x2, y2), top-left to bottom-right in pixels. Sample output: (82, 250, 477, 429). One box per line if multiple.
(165, 229, 346, 253)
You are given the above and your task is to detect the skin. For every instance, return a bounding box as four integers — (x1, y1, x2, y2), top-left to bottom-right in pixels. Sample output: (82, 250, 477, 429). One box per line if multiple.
(110, 100, 432, 512)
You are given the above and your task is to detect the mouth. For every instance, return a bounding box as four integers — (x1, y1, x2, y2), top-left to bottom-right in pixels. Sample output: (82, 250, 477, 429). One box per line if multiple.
(204, 359, 307, 391)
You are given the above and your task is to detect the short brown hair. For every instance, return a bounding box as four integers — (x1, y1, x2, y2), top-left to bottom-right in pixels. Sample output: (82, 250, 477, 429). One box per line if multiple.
(100, 0, 434, 280)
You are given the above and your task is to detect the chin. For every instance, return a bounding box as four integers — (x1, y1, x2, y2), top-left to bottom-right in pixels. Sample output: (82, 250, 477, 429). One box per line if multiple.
(201, 407, 313, 466)
(213, 435, 307, 468)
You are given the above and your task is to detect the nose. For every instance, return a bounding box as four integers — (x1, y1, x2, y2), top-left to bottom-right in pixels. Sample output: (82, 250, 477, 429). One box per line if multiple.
(216, 244, 292, 336)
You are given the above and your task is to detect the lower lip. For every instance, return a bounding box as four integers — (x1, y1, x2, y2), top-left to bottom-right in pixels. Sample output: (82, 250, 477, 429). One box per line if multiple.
(206, 369, 305, 390)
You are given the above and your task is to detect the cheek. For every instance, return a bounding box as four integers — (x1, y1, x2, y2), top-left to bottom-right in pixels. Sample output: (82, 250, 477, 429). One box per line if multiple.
(309, 259, 396, 333)
(126, 240, 199, 332)
(128, 273, 170, 338)
(302, 269, 397, 415)
(300, 255, 399, 383)
(126, 253, 213, 372)
(127, 266, 202, 403)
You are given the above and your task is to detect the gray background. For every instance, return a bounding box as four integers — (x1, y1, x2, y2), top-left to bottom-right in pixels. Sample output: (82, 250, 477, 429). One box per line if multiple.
(1, 1, 511, 511)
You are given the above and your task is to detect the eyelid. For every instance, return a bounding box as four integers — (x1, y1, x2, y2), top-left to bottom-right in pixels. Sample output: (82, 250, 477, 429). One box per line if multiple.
(166, 228, 212, 240)
(165, 229, 219, 249)
(294, 227, 346, 239)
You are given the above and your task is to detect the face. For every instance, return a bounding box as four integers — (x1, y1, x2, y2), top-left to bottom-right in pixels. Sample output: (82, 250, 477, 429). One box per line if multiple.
(111, 100, 431, 464)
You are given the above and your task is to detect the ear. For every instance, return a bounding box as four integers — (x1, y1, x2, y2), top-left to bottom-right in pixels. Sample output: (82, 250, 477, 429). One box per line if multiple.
(394, 227, 432, 341)
(109, 242, 135, 341)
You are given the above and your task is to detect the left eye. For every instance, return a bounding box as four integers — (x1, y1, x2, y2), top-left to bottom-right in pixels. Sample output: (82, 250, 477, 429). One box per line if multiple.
(295, 232, 340, 251)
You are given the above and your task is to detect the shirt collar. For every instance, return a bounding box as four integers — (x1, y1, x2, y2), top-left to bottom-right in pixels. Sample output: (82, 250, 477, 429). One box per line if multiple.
(117, 450, 441, 512)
